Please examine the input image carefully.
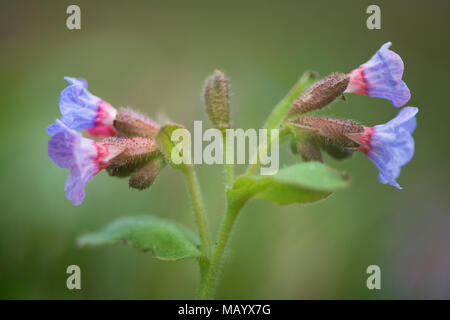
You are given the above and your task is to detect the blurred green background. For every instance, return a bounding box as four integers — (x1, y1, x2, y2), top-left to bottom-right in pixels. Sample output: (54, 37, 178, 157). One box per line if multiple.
(1, 0, 449, 299)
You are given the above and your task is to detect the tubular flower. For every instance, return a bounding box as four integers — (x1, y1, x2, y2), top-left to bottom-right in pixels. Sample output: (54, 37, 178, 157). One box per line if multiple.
(48, 120, 160, 205)
(47, 77, 117, 137)
(345, 42, 410, 107)
(48, 120, 123, 205)
(347, 107, 418, 189)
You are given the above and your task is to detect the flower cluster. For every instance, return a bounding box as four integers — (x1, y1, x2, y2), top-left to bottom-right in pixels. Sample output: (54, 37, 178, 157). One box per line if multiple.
(47, 78, 162, 205)
(288, 42, 417, 189)
(47, 42, 417, 206)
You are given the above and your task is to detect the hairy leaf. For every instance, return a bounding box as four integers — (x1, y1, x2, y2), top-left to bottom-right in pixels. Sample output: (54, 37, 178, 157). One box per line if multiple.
(78, 216, 202, 261)
(263, 71, 318, 131)
(229, 162, 350, 206)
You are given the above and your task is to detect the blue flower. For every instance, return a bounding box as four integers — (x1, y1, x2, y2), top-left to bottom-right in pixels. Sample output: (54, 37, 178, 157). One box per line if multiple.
(47, 77, 117, 137)
(349, 107, 418, 189)
(345, 42, 411, 107)
(48, 120, 111, 205)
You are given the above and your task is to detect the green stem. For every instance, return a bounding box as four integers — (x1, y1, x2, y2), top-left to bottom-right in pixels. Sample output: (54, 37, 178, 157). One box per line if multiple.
(245, 71, 317, 176)
(223, 131, 233, 188)
(246, 128, 289, 176)
(197, 256, 210, 294)
(197, 200, 245, 300)
(246, 134, 271, 176)
(183, 165, 211, 259)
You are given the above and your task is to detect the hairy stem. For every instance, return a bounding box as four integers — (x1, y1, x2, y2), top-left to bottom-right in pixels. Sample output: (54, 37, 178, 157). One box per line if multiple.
(245, 71, 317, 175)
(246, 133, 273, 176)
(246, 128, 289, 176)
(183, 165, 211, 259)
(197, 200, 245, 300)
(223, 131, 233, 188)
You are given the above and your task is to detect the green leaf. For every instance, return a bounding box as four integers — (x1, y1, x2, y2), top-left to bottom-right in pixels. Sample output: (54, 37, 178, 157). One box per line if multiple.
(263, 71, 318, 131)
(156, 123, 188, 168)
(78, 216, 202, 261)
(229, 162, 350, 206)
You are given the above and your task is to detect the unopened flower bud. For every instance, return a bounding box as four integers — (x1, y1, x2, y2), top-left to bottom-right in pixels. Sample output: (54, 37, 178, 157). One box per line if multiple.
(102, 137, 159, 168)
(129, 155, 165, 190)
(291, 136, 323, 162)
(286, 73, 349, 119)
(315, 135, 354, 160)
(114, 108, 160, 137)
(203, 69, 230, 131)
(106, 159, 148, 178)
(292, 116, 363, 148)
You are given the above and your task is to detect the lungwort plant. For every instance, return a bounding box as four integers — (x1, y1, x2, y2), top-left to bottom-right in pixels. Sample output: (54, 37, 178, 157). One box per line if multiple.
(47, 42, 417, 299)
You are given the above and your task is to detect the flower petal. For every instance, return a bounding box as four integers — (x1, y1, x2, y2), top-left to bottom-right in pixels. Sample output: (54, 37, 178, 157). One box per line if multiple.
(365, 107, 418, 189)
(346, 42, 411, 107)
(47, 120, 102, 205)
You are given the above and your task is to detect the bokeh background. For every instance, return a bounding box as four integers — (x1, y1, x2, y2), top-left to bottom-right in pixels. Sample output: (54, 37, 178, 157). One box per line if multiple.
(1, 0, 449, 299)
